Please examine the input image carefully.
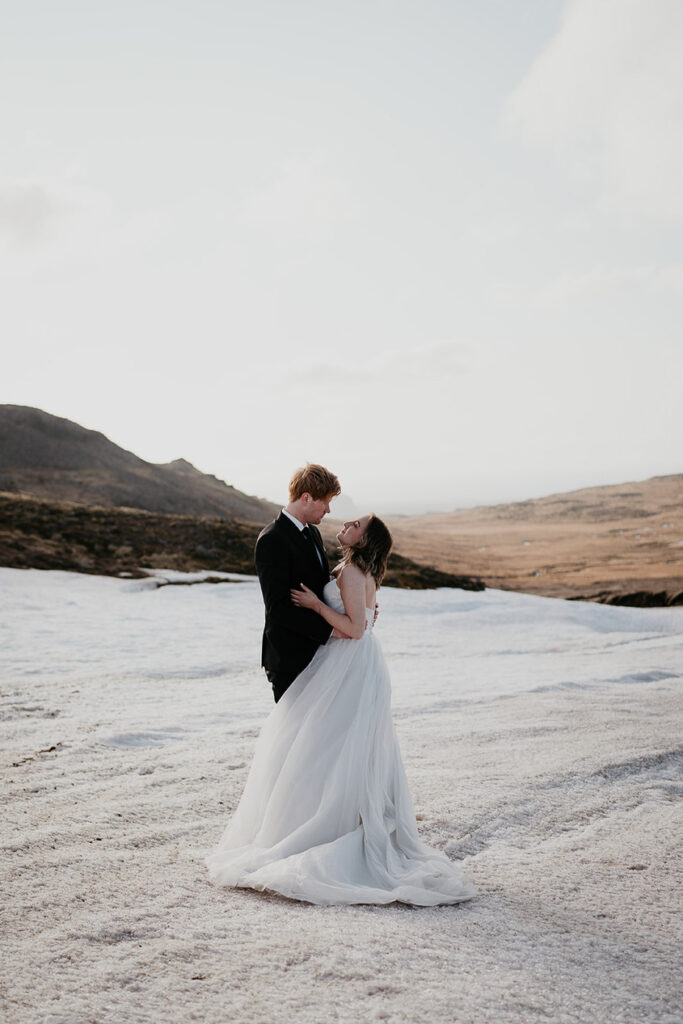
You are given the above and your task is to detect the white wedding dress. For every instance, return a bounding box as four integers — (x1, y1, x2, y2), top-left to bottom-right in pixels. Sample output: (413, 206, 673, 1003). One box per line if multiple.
(205, 578, 476, 906)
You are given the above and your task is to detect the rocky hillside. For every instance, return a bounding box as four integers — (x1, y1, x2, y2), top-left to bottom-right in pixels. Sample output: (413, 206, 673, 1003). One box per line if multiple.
(0, 405, 277, 522)
(0, 493, 485, 591)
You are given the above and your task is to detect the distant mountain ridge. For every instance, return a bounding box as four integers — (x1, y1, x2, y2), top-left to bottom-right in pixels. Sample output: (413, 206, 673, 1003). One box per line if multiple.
(0, 405, 278, 522)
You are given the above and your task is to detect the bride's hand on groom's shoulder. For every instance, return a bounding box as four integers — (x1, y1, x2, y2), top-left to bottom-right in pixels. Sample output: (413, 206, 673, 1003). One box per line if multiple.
(291, 583, 320, 612)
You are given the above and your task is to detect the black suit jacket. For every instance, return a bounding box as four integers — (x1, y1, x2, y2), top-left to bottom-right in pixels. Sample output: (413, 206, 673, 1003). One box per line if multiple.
(254, 513, 333, 688)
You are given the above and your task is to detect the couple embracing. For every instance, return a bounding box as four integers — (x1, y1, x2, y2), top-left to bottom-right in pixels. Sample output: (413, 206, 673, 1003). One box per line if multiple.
(205, 464, 476, 907)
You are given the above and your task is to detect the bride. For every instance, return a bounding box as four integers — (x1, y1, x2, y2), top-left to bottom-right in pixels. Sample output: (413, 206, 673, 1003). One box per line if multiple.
(205, 514, 476, 906)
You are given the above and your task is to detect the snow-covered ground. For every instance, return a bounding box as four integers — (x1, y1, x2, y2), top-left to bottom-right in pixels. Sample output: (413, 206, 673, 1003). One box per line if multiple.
(2, 567, 681, 1023)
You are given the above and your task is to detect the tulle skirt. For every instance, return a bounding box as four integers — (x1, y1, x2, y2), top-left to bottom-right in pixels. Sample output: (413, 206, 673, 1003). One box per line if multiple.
(205, 631, 476, 906)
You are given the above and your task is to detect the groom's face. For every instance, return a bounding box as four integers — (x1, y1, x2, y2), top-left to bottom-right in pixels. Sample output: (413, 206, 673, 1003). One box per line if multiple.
(302, 494, 332, 525)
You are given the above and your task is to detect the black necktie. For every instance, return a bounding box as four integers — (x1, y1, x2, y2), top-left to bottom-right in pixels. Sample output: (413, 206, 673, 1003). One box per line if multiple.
(303, 526, 322, 565)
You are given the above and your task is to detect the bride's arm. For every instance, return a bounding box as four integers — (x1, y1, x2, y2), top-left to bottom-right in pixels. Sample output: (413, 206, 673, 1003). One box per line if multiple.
(291, 565, 367, 639)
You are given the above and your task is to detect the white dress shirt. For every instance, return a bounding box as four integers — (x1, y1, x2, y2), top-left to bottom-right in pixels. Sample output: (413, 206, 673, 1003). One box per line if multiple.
(282, 508, 324, 566)
(281, 507, 305, 531)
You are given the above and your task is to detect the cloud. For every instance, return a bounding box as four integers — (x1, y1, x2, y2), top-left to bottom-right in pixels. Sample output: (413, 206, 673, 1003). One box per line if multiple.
(287, 364, 377, 387)
(496, 261, 683, 309)
(504, 0, 683, 224)
(0, 179, 112, 250)
(393, 342, 473, 380)
(285, 341, 474, 390)
(0, 181, 73, 245)
(240, 153, 354, 237)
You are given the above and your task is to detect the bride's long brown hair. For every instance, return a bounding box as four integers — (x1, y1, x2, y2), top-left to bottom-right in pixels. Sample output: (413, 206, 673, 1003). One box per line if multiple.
(335, 514, 393, 587)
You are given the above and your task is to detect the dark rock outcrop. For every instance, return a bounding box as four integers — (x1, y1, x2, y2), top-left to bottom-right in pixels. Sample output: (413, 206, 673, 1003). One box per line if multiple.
(0, 493, 485, 591)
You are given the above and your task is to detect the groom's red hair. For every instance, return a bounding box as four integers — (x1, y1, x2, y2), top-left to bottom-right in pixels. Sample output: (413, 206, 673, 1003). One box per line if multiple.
(289, 463, 341, 502)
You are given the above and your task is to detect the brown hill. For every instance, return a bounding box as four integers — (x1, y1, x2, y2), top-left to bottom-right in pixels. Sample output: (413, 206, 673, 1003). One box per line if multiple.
(385, 474, 683, 606)
(0, 405, 277, 522)
(0, 492, 484, 591)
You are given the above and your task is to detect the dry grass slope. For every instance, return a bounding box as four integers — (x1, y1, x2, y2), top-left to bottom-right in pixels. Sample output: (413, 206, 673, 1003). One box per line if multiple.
(386, 474, 683, 605)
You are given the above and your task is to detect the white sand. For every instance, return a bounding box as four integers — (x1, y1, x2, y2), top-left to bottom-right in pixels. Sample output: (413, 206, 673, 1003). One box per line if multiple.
(2, 568, 681, 1023)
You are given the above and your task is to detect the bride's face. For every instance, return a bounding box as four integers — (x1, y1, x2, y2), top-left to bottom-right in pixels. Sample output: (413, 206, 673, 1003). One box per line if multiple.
(337, 515, 371, 548)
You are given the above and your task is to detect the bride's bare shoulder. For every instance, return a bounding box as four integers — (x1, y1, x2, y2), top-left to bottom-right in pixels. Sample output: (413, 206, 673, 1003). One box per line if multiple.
(337, 563, 365, 586)
(338, 564, 376, 606)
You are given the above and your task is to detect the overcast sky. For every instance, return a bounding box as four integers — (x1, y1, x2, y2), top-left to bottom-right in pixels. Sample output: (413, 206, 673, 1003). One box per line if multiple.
(2, 0, 681, 513)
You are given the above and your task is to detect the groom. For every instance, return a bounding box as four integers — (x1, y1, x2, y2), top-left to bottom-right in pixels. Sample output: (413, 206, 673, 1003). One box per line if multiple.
(254, 463, 344, 703)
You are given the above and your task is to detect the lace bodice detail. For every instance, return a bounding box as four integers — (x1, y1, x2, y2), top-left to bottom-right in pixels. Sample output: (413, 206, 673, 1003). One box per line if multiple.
(323, 578, 374, 631)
